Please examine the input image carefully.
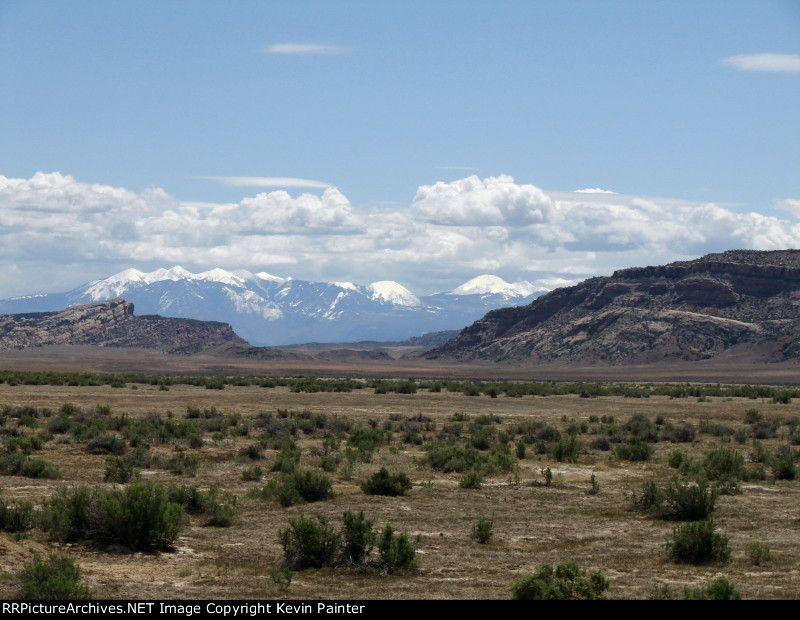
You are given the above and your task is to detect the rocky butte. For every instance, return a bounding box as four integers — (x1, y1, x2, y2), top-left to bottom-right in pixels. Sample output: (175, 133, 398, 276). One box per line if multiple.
(0, 298, 246, 353)
(425, 250, 800, 364)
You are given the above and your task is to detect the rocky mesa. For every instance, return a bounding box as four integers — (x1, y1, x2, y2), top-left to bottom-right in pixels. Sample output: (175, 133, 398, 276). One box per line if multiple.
(425, 250, 800, 364)
(0, 298, 247, 353)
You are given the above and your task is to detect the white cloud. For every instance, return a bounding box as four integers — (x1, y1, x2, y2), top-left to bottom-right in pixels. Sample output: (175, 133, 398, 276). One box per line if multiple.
(203, 176, 336, 189)
(412, 175, 555, 226)
(575, 188, 617, 194)
(721, 53, 800, 72)
(1, 171, 800, 298)
(264, 43, 347, 55)
(775, 198, 800, 218)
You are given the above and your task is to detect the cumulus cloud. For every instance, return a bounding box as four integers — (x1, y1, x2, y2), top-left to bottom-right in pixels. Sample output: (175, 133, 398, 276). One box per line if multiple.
(1, 171, 800, 298)
(412, 175, 555, 226)
(776, 198, 800, 219)
(264, 43, 347, 55)
(721, 53, 800, 72)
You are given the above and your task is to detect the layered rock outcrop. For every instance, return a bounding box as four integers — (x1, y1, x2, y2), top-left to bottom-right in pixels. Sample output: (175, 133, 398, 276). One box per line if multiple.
(0, 298, 246, 352)
(426, 250, 800, 364)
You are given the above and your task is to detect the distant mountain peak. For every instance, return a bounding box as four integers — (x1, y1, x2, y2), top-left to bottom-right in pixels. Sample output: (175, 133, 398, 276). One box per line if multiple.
(452, 274, 536, 297)
(145, 266, 194, 283)
(366, 281, 421, 307)
(255, 271, 286, 283)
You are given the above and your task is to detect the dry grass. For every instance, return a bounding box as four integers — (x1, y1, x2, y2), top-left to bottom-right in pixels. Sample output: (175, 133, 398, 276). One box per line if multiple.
(0, 380, 798, 599)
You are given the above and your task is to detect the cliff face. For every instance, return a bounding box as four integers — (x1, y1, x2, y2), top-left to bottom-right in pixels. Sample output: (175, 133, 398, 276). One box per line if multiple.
(0, 298, 246, 352)
(426, 250, 800, 364)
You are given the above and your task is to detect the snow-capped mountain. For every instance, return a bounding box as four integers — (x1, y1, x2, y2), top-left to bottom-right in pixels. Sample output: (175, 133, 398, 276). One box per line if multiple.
(450, 275, 538, 298)
(0, 268, 549, 346)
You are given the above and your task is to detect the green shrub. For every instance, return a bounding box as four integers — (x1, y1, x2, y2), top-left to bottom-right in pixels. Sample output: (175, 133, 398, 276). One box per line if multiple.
(86, 433, 127, 455)
(255, 470, 333, 507)
(340, 511, 376, 564)
(484, 444, 517, 474)
(660, 478, 717, 521)
(163, 452, 199, 476)
(0, 453, 60, 479)
(420, 441, 482, 473)
(288, 470, 333, 504)
(198, 488, 237, 527)
(750, 439, 770, 463)
(511, 561, 610, 600)
(41, 482, 182, 549)
(668, 450, 687, 469)
(746, 541, 773, 566)
(40, 486, 94, 542)
(587, 473, 601, 495)
(703, 447, 746, 481)
(665, 520, 731, 565)
(240, 465, 263, 481)
(772, 456, 797, 480)
(700, 577, 742, 600)
(469, 424, 496, 450)
(239, 443, 265, 461)
(167, 484, 236, 526)
(744, 409, 763, 424)
(0, 499, 35, 532)
(751, 419, 780, 440)
(470, 517, 493, 544)
(649, 577, 742, 600)
(268, 568, 293, 592)
(103, 456, 140, 483)
(662, 423, 696, 444)
(623, 414, 658, 442)
(96, 481, 183, 549)
(361, 468, 412, 496)
(378, 525, 417, 570)
(615, 437, 654, 461)
(459, 469, 484, 489)
(21, 458, 60, 479)
(547, 436, 581, 463)
(20, 554, 92, 600)
(5, 435, 44, 454)
(630, 480, 663, 512)
(279, 515, 341, 569)
(271, 441, 302, 473)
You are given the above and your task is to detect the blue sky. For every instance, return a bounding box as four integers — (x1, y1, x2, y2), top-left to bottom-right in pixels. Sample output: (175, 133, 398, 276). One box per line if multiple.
(0, 0, 798, 297)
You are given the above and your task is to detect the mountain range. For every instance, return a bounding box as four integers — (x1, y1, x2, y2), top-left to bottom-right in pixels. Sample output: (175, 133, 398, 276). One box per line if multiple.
(426, 250, 800, 364)
(0, 268, 546, 346)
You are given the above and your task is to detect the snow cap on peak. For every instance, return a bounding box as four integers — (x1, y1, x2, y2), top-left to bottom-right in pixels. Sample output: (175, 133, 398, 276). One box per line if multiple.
(332, 281, 359, 291)
(83, 268, 148, 300)
(255, 271, 286, 283)
(452, 275, 536, 297)
(144, 266, 193, 283)
(196, 268, 247, 287)
(366, 281, 421, 306)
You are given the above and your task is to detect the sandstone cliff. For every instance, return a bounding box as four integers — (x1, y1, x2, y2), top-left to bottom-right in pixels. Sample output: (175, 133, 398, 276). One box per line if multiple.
(425, 250, 800, 364)
(0, 298, 247, 353)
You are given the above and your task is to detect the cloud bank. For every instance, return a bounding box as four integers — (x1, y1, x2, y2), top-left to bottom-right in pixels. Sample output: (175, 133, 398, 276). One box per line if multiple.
(1, 171, 799, 297)
(203, 176, 336, 189)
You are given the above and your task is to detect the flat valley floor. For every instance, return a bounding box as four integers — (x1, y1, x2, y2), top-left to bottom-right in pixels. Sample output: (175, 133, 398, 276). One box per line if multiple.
(0, 377, 798, 600)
